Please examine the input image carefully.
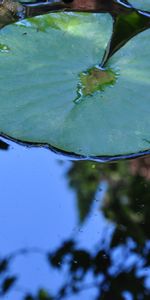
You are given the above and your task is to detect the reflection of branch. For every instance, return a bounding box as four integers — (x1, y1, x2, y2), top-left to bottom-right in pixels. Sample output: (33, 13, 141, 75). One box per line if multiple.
(24, 0, 113, 18)
(0, 0, 132, 29)
(0, 228, 150, 299)
(23, 0, 132, 18)
(55, 280, 100, 300)
(7, 247, 45, 262)
(0, 139, 9, 150)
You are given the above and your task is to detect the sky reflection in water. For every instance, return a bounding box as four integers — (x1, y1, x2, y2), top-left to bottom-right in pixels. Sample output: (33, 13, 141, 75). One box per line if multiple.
(0, 138, 150, 300)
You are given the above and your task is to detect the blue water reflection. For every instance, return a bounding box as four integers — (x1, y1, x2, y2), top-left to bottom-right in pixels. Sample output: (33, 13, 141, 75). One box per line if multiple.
(0, 138, 112, 300)
(1, 137, 150, 300)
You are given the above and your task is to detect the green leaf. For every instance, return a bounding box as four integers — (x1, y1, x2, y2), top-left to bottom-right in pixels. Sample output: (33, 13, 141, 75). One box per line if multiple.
(0, 12, 150, 158)
(129, 0, 150, 11)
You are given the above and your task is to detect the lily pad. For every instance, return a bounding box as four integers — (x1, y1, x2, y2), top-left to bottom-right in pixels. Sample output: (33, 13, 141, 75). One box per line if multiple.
(0, 12, 150, 158)
(129, 0, 150, 11)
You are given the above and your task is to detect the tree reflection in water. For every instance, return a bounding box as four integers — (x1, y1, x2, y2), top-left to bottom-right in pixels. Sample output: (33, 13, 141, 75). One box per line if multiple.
(0, 139, 9, 151)
(1, 156, 150, 299)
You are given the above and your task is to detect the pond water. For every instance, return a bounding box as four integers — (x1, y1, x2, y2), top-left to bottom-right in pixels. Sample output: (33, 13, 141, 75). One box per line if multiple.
(1, 137, 150, 300)
(0, 1, 150, 299)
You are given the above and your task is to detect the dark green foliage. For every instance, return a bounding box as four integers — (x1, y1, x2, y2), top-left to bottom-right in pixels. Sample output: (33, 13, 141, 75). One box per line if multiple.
(24, 289, 53, 300)
(0, 259, 9, 273)
(48, 240, 75, 268)
(67, 162, 102, 221)
(24, 296, 34, 300)
(93, 250, 111, 275)
(1, 276, 17, 294)
(69, 250, 91, 275)
(0, 140, 9, 151)
(38, 289, 53, 300)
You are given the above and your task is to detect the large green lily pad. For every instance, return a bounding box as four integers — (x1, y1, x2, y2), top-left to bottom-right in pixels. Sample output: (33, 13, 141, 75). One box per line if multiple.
(0, 12, 150, 158)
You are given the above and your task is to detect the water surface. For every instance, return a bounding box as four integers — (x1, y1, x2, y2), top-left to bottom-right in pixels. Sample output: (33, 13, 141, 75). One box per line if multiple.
(0, 137, 150, 300)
